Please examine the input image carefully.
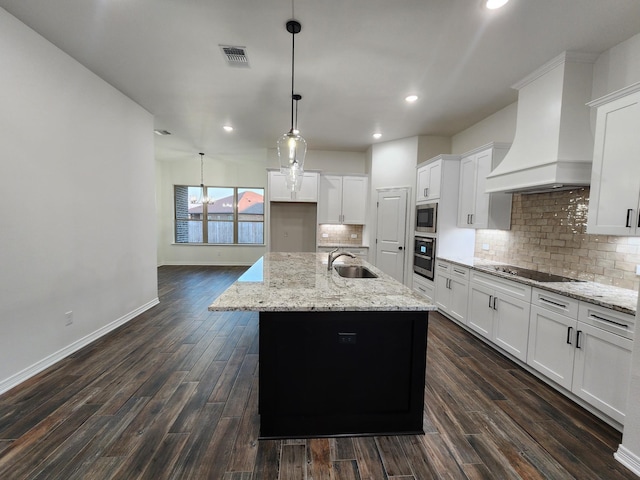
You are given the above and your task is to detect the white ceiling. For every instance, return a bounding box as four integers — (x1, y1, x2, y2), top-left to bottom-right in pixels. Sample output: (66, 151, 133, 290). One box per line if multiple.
(2, 0, 640, 162)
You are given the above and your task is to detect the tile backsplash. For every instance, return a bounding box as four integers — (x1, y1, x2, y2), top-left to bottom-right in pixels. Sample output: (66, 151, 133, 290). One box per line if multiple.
(317, 224, 364, 246)
(475, 188, 640, 290)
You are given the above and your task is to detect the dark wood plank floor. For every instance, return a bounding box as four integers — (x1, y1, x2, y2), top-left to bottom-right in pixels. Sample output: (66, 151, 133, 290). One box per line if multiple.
(0, 265, 636, 479)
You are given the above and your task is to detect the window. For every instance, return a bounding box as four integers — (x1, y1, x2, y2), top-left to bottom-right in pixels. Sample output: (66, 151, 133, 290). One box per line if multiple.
(174, 186, 264, 244)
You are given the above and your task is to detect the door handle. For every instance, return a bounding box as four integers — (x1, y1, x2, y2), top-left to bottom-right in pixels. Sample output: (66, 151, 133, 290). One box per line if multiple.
(626, 209, 633, 228)
(566, 326, 573, 345)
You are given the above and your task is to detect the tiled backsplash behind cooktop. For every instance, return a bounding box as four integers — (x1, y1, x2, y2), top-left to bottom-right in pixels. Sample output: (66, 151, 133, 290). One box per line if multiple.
(475, 188, 640, 290)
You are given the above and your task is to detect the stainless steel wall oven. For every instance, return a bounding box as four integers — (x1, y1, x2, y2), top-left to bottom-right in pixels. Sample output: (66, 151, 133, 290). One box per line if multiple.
(414, 236, 435, 280)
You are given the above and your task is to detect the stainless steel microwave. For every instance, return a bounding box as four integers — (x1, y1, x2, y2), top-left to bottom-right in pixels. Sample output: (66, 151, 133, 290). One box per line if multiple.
(416, 202, 437, 233)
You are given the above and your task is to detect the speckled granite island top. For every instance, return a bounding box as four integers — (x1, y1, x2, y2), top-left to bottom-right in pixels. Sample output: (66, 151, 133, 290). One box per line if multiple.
(208, 252, 436, 312)
(439, 256, 638, 316)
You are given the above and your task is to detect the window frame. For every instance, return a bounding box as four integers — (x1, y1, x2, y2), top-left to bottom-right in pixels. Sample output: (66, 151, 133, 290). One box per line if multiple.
(173, 185, 265, 245)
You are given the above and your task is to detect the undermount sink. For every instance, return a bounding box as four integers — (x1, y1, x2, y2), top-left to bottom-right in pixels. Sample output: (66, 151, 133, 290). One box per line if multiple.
(490, 265, 584, 283)
(334, 265, 378, 279)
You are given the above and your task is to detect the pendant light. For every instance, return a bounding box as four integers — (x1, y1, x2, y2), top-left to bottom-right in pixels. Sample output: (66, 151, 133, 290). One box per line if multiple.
(190, 153, 215, 205)
(277, 19, 307, 192)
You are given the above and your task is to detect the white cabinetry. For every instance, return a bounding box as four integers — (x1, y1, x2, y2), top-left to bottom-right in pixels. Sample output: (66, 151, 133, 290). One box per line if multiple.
(527, 289, 581, 389)
(318, 175, 367, 224)
(467, 271, 531, 361)
(527, 288, 634, 425)
(268, 171, 319, 202)
(416, 159, 442, 202)
(457, 143, 512, 229)
(587, 85, 640, 235)
(434, 260, 469, 324)
(413, 273, 435, 303)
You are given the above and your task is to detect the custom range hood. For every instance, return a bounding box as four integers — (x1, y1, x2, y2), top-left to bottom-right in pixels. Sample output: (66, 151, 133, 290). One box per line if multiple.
(485, 52, 598, 194)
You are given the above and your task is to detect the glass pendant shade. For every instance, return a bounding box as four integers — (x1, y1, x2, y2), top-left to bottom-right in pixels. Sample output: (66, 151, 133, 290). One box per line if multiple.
(277, 130, 307, 174)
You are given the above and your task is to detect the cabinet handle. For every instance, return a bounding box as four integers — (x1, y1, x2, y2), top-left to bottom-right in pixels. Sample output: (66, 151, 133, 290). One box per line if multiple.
(589, 313, 629, 329)
(576, 330, 582, 349)
(447, 278, 451, 289)
(469, 214, 473, 225)
(467, 214, 471, 224)
(566, 326, 573, 345)
(424, 188, 429, 197)
(626, 209, 633, 228)
(488, 295, 493, 308)
(493, 296, 498, 310)
(539, 296, 568, 309)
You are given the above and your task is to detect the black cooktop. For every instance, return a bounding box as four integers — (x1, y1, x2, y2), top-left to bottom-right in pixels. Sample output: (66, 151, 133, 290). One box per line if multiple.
(489, 265, 585, 283)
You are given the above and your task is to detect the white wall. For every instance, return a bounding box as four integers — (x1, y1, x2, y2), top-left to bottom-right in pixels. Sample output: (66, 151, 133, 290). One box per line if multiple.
(368, 137, 419, 284)
(0, 9, 157, 392)
(267, 149, 366, 174)
(451, 102, 517, 154)
(156, 151, 269, 266)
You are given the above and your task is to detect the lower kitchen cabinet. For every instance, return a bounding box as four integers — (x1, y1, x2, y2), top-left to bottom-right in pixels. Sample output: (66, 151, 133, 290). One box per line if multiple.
(527, 288, 633, 425)
(467, 271, 531, 362)
(413, 273, 435, 303)
(434, 260, 469, 324)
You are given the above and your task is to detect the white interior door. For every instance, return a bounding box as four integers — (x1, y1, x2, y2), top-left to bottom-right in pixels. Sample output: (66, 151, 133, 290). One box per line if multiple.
(375, 189, 407, 283)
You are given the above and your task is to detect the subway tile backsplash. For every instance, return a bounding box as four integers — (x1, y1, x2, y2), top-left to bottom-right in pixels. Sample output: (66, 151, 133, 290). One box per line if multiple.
(317, 224, 364, 246)
(475, 188, 640, 290)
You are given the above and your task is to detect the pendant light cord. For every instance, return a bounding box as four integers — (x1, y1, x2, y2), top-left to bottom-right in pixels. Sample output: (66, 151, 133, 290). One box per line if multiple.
(290, 25, 296, 133)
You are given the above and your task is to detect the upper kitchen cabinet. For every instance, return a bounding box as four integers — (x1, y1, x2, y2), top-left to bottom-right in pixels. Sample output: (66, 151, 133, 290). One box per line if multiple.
(268, 170, 319, 202)
(318, 174, 368, 224)
(587, 84, 640, 235)
(416, 159, 441, 202)
(457, 143, 512, 230)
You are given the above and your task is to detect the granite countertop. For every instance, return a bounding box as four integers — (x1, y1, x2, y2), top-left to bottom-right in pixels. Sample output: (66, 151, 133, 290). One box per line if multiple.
(438, 256, 638, 316)
(209, 252, 436, 312)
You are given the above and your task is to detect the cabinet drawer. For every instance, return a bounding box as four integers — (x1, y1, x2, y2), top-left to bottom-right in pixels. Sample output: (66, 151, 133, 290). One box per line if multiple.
(532, 288, 579, 319)
(413, 274, 435, 302)
(450, 265, 469, 280)
(435, 260, 451, 274)
(470, 271, 532, 302)
(578, 303, 635, 340)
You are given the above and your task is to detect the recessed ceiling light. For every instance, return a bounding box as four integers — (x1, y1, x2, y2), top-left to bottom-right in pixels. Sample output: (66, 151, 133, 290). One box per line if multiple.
(405, 95, 418, 103)
(223, 125, 233, 132)
(154, 129, 171, 136)
(485, 0, 509, 9)
(372, 133, 382, 139)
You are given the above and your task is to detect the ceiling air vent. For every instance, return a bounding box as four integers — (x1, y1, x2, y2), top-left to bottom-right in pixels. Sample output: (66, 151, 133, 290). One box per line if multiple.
(220, 45, 249, 67)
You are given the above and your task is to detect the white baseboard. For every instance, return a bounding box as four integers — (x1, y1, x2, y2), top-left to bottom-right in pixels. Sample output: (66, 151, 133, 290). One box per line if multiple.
(0, 298, 159, 395)
(615, 445, 640, 477)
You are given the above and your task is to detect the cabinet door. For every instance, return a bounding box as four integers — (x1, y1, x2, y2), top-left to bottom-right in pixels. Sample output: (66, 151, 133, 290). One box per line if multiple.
(296, 172, 319, 202)
(268, 171, 293, 201)
(434, 273, 451, 313)
(572, 322, 633, 425)
(416, 165, 430, 202)
(587, 91, 640, 235)
(527, 305, 575, 390)
(492, 294, 530, 362)
(448, 277, 468, 324)
(471, 149, 492, 229)
(318, 175, 343, 223)
(457, 155, 477, 227)
(467, 283, 494, 339)
(425, 160, 442, 201)
(341, 176, 367, 224)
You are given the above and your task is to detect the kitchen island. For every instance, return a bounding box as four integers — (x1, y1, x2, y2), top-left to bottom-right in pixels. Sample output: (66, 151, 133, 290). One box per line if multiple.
(209, 252, 436, 439)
